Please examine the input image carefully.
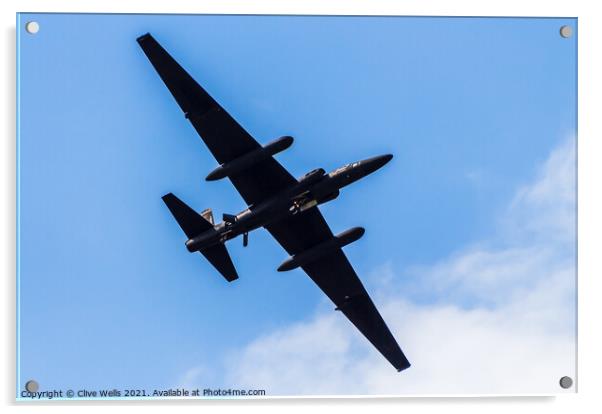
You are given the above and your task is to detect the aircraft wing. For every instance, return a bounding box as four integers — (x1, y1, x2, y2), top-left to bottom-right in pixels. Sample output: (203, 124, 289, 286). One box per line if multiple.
(137, 33, 297, 206)
(266, 210, 411, 372)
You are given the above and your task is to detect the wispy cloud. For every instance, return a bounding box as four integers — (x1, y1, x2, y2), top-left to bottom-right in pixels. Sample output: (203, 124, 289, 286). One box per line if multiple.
(506, 137, 576, 246)
(183, 137, 576, 395)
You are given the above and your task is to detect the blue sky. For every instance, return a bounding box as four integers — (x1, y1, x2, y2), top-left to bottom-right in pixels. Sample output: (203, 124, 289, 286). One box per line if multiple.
(17, 14, 576, 396)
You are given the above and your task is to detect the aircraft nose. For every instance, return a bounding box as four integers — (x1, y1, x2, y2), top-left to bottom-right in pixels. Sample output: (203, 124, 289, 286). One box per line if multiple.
(377, 153, 393, 166)
(363, 154, 393, 173)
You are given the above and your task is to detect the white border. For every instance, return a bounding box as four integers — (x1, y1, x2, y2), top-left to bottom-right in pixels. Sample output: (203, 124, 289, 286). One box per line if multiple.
(3, 1, 601, 412)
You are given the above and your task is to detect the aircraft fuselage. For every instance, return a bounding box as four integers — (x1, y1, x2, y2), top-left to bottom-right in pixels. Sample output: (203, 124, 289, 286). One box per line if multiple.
(184, 154, 392, 252)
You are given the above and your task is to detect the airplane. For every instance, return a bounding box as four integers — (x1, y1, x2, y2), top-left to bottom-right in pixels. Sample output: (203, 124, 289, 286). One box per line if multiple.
(137, 33, 410, 372)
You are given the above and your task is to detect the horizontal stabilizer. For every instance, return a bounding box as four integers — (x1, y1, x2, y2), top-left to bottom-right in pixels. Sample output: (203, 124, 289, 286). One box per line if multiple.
(162, 193, 238, 282)
(162, 193, 213, 239)
(200, 244, 239, 282)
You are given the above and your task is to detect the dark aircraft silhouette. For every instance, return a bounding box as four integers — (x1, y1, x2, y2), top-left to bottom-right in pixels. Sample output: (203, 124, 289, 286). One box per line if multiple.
(137, 33, 410, 372)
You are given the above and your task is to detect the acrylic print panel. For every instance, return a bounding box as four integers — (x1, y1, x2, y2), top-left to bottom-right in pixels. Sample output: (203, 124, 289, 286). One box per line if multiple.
(16, 13, 577, 399)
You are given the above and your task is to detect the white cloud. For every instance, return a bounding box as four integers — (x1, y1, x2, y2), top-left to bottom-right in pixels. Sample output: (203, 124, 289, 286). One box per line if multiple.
(184, 137, 577, 395)
(505, 137, 576, 246)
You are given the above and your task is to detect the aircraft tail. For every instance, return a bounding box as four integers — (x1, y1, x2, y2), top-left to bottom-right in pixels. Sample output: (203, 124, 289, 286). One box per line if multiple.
(199, 244, 238, 282)
(162, 193, 239, 282)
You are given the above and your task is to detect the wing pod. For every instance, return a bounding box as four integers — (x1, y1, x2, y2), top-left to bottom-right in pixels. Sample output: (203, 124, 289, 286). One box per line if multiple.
(277, 227, 365, 272)
(206, 136, 294, 181)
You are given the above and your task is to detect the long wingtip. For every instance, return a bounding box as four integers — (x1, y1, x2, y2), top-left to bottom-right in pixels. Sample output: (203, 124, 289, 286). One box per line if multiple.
(225, 272, 239, 282)
(136, 32, 152, 44)
(397, 362, 411, 373)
